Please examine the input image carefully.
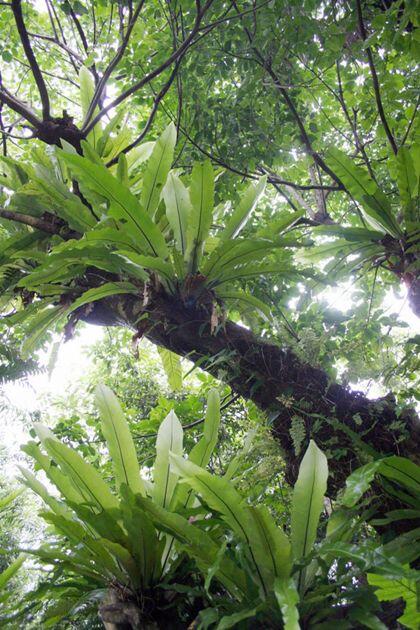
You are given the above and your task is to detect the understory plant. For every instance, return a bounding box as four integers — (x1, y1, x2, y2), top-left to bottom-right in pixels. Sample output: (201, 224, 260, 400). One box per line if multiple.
(2, 387, 419, 628)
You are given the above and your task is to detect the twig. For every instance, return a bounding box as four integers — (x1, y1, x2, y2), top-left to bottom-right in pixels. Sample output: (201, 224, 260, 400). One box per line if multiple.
(83, 0, 146, 128)
(83, 0, 215, 134)
(0, 87, 42, 129)
(355, 0, 398, 155)
(106, 62, 181, 167)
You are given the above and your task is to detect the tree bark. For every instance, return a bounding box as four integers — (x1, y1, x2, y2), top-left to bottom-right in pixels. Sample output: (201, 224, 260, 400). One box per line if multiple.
(80, 288, 420, 497)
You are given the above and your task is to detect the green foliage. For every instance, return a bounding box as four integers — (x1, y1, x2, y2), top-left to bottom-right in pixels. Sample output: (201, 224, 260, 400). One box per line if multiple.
(1, 384, 419, 628)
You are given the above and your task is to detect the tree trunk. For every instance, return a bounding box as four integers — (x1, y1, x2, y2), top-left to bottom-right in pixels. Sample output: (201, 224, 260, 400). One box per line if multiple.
(81, 288, 419, 500)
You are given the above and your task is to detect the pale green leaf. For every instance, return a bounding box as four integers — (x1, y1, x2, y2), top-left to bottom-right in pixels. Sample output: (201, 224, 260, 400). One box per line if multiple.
(157, 348, 182, 391)
(35, 426, 119, 513)
(153, 410, 183, 509)
(66, 281, 138, 314)
(274, 577, 300, 630)
(141, 122, 177, 217)
(163, 172, 191, 254)
(95, 384, 146, 496)
(291, 440, 328, 560)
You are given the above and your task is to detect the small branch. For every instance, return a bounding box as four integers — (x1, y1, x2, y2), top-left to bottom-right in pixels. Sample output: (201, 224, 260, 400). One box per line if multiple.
(106, 61, 180, 167)
(83, 0, 146, 127)
(11, 0, 51, 119)
(355, 0, 398, 155)
(401, 94, 420, 147)
(28, 32, 84, 63)
(83, 0, 215, 134)
(0, 87, 42, 129)
(0, 208, 59, 234)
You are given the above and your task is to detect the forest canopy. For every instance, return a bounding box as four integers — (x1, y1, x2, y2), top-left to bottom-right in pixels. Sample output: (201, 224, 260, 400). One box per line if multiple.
(0, 0, 419, 628)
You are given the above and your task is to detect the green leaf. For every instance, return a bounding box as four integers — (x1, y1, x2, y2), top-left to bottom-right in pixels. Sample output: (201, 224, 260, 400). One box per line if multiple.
(0, 554, 26, 590)
(378, 456, 420, 495)
(35, 425, 120, 514)
(188, 389, 220, 468)
(21, 306, 66, 358)
(216, 289, 272, 320)
(115, 251, 174, 282)
(274, 577, 300, 630)
(157, 348, 182, 391)
(170, 454, 288, 594)
(141, 123, 177, 217)
(186, 160, 215, 272)
(66, 281, 138, 314)
(220, 175, 267, 241)
(136, 495, 247, 597)
(79, 66, 101, 148)
(0, 488, 23, 510)
(60, 152, 168, 257)
(95, 384, 146, 496)
(79, 67, 95, 120)
(257, 210, 304, 238)
(162, 172, 192, 255)
(291, 440, 328, 560)
(153, 410, 183, 509)
(396, 145, 418, 224)
(367, 572, 419, 629)
(326, 148, 402, 237)
(18, 466, 71, 518)
(216, 607, 259, 630)
(341, 460, 383, 507)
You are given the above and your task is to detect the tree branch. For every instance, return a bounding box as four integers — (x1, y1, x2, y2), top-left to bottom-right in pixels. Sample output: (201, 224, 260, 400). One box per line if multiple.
(82, 0, 216, 134)
(106, 61, 180, 167)
(83, 0, 146, 128)
(355, 0, 398, 155)
(0, 208, 60, 234)
(11, 0, 51, 119)
(27, 32, 84, 64)
(0, 87, 42, 129)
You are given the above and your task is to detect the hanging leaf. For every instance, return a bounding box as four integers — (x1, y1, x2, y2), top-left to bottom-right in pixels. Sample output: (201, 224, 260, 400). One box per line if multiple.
(95, 384, 146, 496)
(141, 123, 177, 217)
(157, 348, 183, 391)
(21, 305, 66, 358)
(0, 555, 26, 590)
(291, 440, 328, 560)
(66, 281, 138, 315)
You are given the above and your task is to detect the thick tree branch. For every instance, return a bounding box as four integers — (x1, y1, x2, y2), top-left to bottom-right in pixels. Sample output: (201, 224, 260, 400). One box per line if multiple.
(355, 0, 398, 155)
(79, 289, 419, 500)
(11, 0, 51, 119)
(82, 0, 215, 135)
